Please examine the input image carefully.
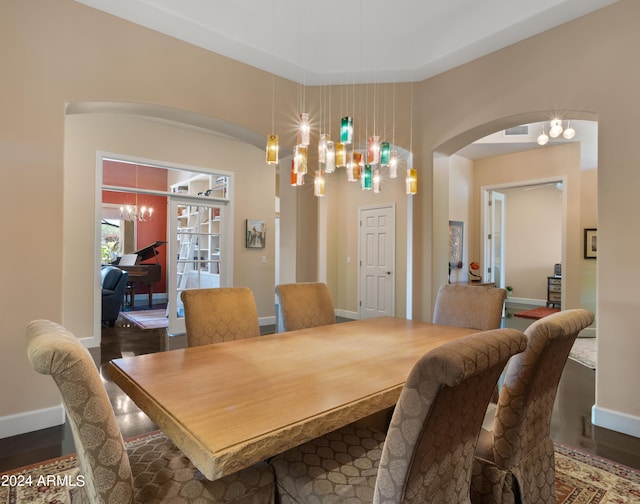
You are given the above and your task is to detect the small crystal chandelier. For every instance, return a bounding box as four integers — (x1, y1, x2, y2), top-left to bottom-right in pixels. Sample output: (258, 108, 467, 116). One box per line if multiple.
(120, 204, 153, 222)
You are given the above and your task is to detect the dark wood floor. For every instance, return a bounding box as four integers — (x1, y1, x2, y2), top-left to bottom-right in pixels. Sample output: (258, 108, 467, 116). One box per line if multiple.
(2, 308, 640, 473)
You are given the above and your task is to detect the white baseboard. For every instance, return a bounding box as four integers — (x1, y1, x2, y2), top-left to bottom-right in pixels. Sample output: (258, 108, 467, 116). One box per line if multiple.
(579, 327, 596, 338)
(335, 309, 359, 320)
(505, 297, 546, 308)
(592, 405, 640, 438)
(0, 405, 65, 439)
(259, 316, 276, 326)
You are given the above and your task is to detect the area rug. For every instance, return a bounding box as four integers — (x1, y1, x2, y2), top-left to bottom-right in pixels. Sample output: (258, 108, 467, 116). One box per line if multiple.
(569, 337, 596, 370)
(119, 308, 168, 329)
(554, 442, 640, 503)
(514, 306, 561, 319)
(2, 433, 640, 504)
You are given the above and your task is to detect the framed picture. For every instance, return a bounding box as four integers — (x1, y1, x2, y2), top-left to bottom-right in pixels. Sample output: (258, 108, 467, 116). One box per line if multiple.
(584, 228, 597, 259)
(246, 219, 266, 248)
(448, 220, 464, 268)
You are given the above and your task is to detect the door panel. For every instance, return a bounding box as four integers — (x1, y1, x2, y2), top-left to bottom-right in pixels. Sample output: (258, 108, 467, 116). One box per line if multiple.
(359, 205, 395, 318)
(485, 191, 505, 288)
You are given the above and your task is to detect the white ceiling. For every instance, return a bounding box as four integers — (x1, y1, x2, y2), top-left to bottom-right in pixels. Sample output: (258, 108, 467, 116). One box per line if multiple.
(75, 1, 604, 160)
(76, 0, 616, 85)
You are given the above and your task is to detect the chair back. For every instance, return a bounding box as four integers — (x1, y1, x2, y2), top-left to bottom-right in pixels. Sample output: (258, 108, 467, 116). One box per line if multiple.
(181, 287, 260, 347)
(275, 282, 336, 332)
(101, 265, 127, 291)
(375, 328, 527, 504)
(492, 308, 595, 469)
(26, 320, 134, 504)
(433, 284, 507, 330)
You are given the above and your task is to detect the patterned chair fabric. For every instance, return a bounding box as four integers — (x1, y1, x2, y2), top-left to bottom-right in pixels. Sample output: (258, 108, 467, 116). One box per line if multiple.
(269, 328, 528, 504)
(275, 282, 336, 332)
(433, 284, 507, 331)
(181, 287, 260, 347)
(470, 309, 595, 504)
(26, 319, 275, 504)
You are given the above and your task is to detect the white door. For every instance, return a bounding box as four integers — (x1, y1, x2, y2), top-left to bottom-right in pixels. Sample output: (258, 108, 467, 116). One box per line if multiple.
(484, 191, 505, 288)
(168, 196, 227, 336)
(359, 205, 395, 319)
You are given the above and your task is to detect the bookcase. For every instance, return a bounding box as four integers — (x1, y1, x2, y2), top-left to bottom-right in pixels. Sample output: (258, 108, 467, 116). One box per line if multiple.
(171, 174, 227, 291)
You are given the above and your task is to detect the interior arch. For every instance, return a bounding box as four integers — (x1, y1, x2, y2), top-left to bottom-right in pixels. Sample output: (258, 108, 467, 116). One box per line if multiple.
(432, 110, 598, 323)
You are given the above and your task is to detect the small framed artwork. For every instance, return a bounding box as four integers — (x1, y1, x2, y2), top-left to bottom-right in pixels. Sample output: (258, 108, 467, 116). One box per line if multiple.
(448, 220, 464, 269)
(246, 219, 266, 248)
(584, 228, 597, 259)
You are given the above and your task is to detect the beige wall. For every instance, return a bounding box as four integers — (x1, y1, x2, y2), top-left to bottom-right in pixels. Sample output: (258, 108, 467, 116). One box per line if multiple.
(500, 185, 563, 301)
(448, 155, 474, 284)
(473, 143, 582, 307)
(64, 113, 276, 341)
(2, 0, 639, 439)
(417, 2, 637, 435)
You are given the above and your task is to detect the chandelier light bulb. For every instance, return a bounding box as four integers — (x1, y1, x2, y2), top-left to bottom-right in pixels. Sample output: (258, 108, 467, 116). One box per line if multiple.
(372, 167, 381, 193)
(405, 168, 418, 195)
(537, 130, 549, 146)
(318, 133, 329, 163)
(266, 134, 279, 164)
(563, 123, 576, 139)
(298, 112, 310, 146)
(549, 119, 563, 138)
(340, 116, 353, 145)
(361, 164, 373, 190)
(314, 170, 326, 197)
(294, 145, 308, 174)
(325, 141, 336, 173)
(335, 143, 346, 168)
(368, 135, 381, 164)
(389, 150, 399, 178)
(380, 142, 391, 166)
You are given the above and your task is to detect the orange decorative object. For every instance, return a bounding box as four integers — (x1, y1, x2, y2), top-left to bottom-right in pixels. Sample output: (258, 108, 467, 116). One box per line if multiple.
(469, 262, 482, 282)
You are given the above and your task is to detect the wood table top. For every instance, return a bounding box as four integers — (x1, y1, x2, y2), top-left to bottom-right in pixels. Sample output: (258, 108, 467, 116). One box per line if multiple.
(107, 316, 477, 480)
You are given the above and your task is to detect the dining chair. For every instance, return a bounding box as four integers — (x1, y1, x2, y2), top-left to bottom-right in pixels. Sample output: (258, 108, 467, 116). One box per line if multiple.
(269, 327, 528, 504)
(274, 282, 336, 332)
(433, 283, 507, 331)
(470, 308, 595, 504)
(181, 287, 260, 346)
(26, 319, 275, 504)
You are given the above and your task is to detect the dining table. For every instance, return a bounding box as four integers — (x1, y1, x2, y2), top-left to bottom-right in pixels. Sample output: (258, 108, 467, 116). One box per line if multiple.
(107, 316, 478, 481)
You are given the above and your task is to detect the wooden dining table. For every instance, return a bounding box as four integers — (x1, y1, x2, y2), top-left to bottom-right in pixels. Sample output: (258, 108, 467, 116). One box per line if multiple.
(107, 316, 477, 481)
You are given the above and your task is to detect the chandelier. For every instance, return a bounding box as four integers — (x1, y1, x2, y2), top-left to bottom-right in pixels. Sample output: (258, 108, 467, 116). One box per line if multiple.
(119, 164, 153, 221)
(120, 204, 153, 222)
(537, 119, 576, 146)
(269, 84, 418, 197)
(264, 1, 416, 197)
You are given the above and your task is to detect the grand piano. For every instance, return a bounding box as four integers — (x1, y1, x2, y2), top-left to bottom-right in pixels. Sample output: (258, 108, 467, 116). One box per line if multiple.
(115, 241, 166, 308)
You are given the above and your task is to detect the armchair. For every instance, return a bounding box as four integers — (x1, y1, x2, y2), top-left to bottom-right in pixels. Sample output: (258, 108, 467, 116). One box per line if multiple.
(101, 265, 128, 327)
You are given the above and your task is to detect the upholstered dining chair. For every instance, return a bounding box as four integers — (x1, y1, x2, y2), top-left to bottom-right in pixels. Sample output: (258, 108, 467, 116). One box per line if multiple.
(275, 282, 336, 332)
(269, 328, 528, 504)
(433, 283, 507, 331)
(181, 287, 260, 347)
(470, 308, 595, 504)
(26, 319, 275, 504)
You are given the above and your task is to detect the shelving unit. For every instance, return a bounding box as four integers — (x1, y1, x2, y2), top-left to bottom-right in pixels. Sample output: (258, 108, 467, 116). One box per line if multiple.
(546, 276, 561, 308)
(171, 174, 227, 294)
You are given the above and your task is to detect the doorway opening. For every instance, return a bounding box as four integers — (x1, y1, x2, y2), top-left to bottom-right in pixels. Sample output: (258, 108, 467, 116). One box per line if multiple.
(482, 179, 565, 307)
(99, 155, 234, 340)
